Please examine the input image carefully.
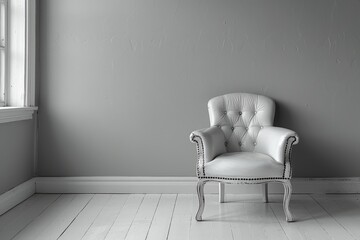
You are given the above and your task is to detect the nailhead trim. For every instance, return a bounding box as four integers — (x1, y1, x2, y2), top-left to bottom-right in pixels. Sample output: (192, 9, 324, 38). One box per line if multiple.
(282, 136, 297, 178)
(191, 134, 206, 177)
(192, 133, 298, 182)
(199, 176, 289, 181)
(198, 176, 290, 185)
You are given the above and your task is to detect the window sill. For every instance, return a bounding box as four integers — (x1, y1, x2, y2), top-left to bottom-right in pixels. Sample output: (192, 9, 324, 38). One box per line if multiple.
(0, 106, 38, 124)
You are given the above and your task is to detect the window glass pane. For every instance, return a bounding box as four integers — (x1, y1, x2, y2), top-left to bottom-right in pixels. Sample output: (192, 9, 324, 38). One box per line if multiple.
(0, 49, 4, 103)
(0, 2, 5, 48)
(0, 1, 5, 105)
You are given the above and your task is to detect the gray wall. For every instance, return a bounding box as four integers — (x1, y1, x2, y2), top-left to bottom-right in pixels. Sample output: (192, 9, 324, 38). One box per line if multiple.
(38, 0, 360, 178)
(0, 120, 34, 194)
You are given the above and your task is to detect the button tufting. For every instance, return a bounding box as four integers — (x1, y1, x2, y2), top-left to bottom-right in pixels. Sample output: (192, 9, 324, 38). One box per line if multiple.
(231, 127, 234, 131)
(224, 111, 227, 114)
(224, 141, 228, 146)
(254, 111, 257, 114)
(238, 142, 242, 146)
(245, 127, 248, 130)
(239, 111, 242, 115)
(260, 126, 263, 129)
(253, 142, 257, 146)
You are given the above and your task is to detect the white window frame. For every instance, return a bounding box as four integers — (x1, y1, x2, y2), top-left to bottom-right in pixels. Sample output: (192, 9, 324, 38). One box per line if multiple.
(0, 0, 8, 107)
(0, 0, 37, 124)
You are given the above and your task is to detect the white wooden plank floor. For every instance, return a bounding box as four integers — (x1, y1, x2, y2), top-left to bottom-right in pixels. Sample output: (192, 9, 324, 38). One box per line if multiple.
(0, 193, 359, 240)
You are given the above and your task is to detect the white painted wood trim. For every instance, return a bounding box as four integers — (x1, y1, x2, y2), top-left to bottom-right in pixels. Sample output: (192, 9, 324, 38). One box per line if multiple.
(35, 177, 360, 194)
(0, 106, 37, 123)
(1, 177, 359, 214)
(219, 182, 225, 203)
(0, 178, 35, 215)
(3, 0, 37, 107)
(35, 177, 198, 194)
(1, 177, 359, 215)
(0, 0, 9, 106)
(24, 0, 36, 107)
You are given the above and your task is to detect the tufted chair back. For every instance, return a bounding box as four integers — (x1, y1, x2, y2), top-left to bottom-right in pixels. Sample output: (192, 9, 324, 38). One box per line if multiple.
(208, 93, 275, 152)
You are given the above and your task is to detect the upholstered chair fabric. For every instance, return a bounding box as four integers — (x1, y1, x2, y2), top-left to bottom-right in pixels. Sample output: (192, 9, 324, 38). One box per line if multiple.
(190, 93, 299, 222)
(208, 93, 275, 152)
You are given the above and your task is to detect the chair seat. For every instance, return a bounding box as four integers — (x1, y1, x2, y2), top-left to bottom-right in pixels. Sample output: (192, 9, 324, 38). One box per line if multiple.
(204, 152, 284, 178)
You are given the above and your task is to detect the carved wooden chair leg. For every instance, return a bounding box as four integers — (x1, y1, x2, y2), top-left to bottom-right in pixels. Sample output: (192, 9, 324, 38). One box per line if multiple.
(282, 180, 294, 222)
(219, 182, 225, 203)
(196, 180, 206, 221)
(262, 183, 268, 203)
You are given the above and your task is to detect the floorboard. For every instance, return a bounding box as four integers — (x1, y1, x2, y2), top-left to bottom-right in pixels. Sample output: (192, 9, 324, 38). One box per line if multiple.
(146, 194, 177, 240)
(0, 194, 60, 240)
(12, 194, 92, 240)
(312, 194, 360, 240)
(298, 194, 354, 240)
(58, 194, 112, 240)
(167, 194, 194, 240)
(189, 194, 234, 240)
(104, 194, 144, 240)
(271, 194, 340, 240)
(124, 194, 161, 240)
(0, 193, 359, 240)
(82, 194, 129, 240)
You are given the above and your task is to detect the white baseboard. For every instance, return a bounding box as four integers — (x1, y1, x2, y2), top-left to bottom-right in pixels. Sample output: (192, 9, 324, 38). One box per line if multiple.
(0, 179, 36, 215)
(35, 177, 198, 194)
(35, 177, 360, 194)
(1, 177, 359, 215)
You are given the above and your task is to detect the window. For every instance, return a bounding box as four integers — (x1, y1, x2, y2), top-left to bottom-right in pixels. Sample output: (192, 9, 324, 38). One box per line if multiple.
(0, 0, 7, 107)
(0, 0, 37, 124)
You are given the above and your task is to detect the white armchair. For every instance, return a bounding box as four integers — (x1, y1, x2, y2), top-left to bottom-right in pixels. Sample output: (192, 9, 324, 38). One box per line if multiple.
(190, 93, 299, 222)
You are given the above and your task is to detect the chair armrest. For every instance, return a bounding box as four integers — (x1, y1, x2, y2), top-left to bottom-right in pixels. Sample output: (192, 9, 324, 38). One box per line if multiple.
(255, 127, 299, 165)
(190, 126, 226, 177)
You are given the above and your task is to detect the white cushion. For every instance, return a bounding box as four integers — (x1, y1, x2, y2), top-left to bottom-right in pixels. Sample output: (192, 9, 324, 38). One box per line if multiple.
(208, 93, 275, 152)
(204, 152, 284, 178)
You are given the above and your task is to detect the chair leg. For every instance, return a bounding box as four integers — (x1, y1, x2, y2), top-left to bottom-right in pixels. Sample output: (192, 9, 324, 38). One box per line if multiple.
(196, 180, 206, 221)
(219, 182, 225, 203)
(282, 180, 294, 222)
(262, 183, 268, 203)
